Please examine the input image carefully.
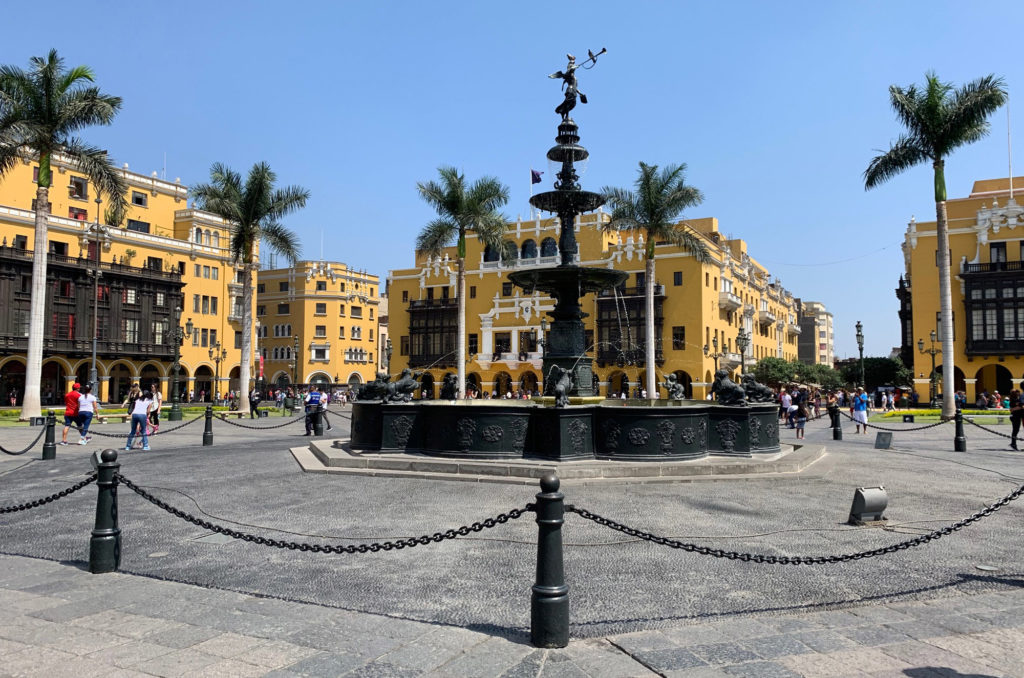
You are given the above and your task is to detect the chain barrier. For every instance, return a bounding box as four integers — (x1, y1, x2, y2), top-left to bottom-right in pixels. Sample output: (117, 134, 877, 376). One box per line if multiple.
(567, 481, 1024, 565)
(86, 415, 203, 439)
(0, 426, 46, 456)
(0, 473, 98, 514)
(215, 411, 308, 431)
(965, 418, 1014, 440)
(116, 472, 534, 553)
(837, 410, 950, 432)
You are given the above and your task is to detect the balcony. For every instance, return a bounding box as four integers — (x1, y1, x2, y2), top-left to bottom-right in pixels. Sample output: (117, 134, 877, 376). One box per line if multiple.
(0, 245, 183, 282)
(758, 309, 776, 325)
(408, 352, 456, 368)
(0, 334, 174, 361)
(962, 261, 1024, 274)
(787, 323, 802, 335)
(408, 298, 458, 309)
(599, 285, 666, 298)
(718, 291, 742, 311)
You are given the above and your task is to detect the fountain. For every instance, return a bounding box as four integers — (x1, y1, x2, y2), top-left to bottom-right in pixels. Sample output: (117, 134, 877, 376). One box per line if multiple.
(350, 49, 780, 462)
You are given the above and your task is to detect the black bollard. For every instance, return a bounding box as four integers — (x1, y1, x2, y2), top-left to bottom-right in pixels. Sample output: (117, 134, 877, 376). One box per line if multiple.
(41, 411, 56, 460)
(89, 449, 121, 574)
(203, 406, 213, 447)
(830, 404, 843, 441)
(314, 407, 324, 436)
(954, 408, 967, 452)
(531, 473, 569, 648)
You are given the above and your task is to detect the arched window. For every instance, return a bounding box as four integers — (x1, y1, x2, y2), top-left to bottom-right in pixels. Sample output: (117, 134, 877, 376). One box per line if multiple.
(483, 245, 499, 262)
(194, 228, 202, 243)
(286, 324, 292, 336)
(286, 347, 292, 359)
(203, 230, 212, 246)
(521, 239, 537, 259)
(541, 237, 558, 257)
(212, 232, 220, 248)
(272, 347, 279, 360)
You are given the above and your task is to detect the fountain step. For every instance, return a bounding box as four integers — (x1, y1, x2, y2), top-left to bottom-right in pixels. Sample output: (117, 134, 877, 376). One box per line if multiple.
(293, 439, 827, 485)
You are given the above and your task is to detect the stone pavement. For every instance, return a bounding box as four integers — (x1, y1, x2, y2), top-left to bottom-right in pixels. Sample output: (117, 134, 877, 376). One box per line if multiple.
(0, 553, 1022, 677)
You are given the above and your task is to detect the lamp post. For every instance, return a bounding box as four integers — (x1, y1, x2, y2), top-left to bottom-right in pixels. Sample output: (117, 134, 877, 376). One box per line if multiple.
(385, 336, 393, 375)
(856, 320, 865, 389)
(918, 330, 941, 409)
(168, 308, 193, 421)
(539, 318, 550, 357)
(254, 319, 263, 395)
(292, 335, 300, 386)
(736, 328, 751, 378)
(87, 195, 106, 396)
(703, 335, 724, 372)
(209, 342, 227, 405)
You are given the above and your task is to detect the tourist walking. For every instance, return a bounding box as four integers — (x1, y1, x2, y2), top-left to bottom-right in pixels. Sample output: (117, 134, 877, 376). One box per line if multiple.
(852, 386, 869, 434)
(60, 382, 82, 446)
(303, 385, 322, 436)
(125, 389, 154, 451)
(249, 387, 261, 419)
(1009, 389, 1023, 451)
(795, 401, 807, 440)
(76, 385, 99, 445)
(148, 382, 162, 435)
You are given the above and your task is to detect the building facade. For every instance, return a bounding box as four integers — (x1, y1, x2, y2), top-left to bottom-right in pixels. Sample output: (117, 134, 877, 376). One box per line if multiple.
(900, 176, 1024, 402)
(0, 153, 255, 405)
(796, 300, 834, 366)
(256, 261, 380, 391)
(388, 211, 802, 399)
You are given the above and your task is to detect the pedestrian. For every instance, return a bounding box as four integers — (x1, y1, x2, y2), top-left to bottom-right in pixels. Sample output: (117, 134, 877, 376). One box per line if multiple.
(249, 387, 261, 419)
(60, 382, 82, 446)
(188, 388, 195, 403)
(125, 389, 154, 451)
(76, 385, 99, 445)
(795, 401, 807, 440)
(303, 385, 322, 436)
(852, 386, 869, 434)
(319, 396, 333, 432)
(779, 389, 791, 423)
(8, 387, 16, 406)
(1010, 389, 1023, 451)
(148, 382, 162, 435)
(123, 383, 140, 412)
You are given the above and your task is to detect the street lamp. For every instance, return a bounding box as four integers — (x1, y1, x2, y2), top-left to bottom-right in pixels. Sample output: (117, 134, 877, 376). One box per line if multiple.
(918, 330, 941, 409)
(703, 335, 724, 372)
(168, 308, 194, 421)
(385, 337, 393, 374)
(209, 342, 227, 404)
(539, 317, 550, 357)
(856, 320, 865, 389)
(292, 335, 300, 385)
(736, 328, 751, 377)
(87, 195, 107, 396)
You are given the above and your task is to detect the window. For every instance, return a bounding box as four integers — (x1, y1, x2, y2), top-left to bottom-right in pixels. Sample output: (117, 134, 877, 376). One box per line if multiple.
(369, 329, 374, 341)
(146, 256, 162, 271)
(313, 348, 327, 361)
(279, 282, 289, 292)
(315, 303, 327, 315)
(426, 287, 434, 300)
(501, 282, 513, 297)
(14, 235, 27, 250)
(203, 266, 210, 279)
(401, 336, 410, 356)
(210, 297, 218, 315)
(352, 326, 362, 340)
(257, 283, 265, 293)
(256, 305, 266, 316)
(705, 272, 709, 286)
(193, 294, 201, 313)
(468, 333, 478, 355)
(672, 326, 686, 350)
(338, 326, 345, 339)
(315, 325, 326, 338)
(126, 219, 150, 233)
(401, 291, 408, 302)
(155, 292, 165, 307)
(211, 267, 218, 280)
(470, 286, 476, 299)
(153, 319, 167, 344)
(316, 281, 327, 291)
(369, 308, 374, 320)
(68, 207, 88, 221)
(57, 280, 74, 298)
(192, 331, 199, 347)
(194, 228, 202, 243)
(201, 328, 209, 347)
(194, 264, 201, 277)
(69, 176, 88, 200)
(122, 318, 139, 343)
(212, 233, 220, 248)
(351, 306, 363, 318)
(636, 272, 645, 288)
(202, 296, 210, 314)
(441, 286, 449, 299)
(178, 261, 185, 274)
(339, 305, 346, 317)
(991, 242, 1007, 263)
(131, 191, 148, 207)
(277, 303, 290, 315)
(673, 271, 682, 286)
(124, 289, 137, 304)
(235, 331, 242, 349)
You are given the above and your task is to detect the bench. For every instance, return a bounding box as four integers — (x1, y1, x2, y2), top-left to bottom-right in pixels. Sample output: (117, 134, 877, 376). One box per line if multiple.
(218, 411, 248, 419)
(94, 413, 132, 425)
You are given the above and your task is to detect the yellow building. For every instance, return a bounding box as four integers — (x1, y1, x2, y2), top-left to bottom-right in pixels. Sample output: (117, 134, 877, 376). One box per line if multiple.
(256, 261, 380, 391)
(0, 153, 254, 405)
(899, 176, 1024, 403)
(387, 211, 801, 399)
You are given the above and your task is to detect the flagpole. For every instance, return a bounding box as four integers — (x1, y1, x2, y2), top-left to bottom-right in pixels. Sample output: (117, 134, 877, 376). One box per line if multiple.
(1009, 91, 1014, 201)
(529, 169, 535, 220)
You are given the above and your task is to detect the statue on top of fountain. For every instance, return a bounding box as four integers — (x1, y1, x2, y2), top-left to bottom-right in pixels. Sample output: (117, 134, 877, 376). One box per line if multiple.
(548, 48, 606, 121)
(741, 373, 775, 404)
(439, 373, 459, 400)
(710, 369, 747, 406)
(386, 368, 422, 402)
(356, 372, 391, 401)
(663, 373, 686, 400)
(545, 364, 574, 408)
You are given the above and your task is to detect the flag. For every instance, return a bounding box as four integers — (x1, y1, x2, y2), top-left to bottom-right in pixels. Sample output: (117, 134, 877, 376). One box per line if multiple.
(259, 354, 264, 378)
(531, 169, 544, 184)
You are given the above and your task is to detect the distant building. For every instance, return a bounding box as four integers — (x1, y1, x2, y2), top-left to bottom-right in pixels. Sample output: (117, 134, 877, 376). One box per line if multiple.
(796, 300, 834, 366)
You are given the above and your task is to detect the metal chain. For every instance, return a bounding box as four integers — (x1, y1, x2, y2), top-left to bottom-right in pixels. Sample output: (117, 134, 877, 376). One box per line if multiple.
(87, 415, 203, 439)
(567, 482, 1024, 565)
(116, 473, 534, 553)
(838, 410, 950, 432)
(965, 418, 1014, 440)
(0, 473, 98, 514)
(0, 427, 46, 456)
(215, 412, 308, 430)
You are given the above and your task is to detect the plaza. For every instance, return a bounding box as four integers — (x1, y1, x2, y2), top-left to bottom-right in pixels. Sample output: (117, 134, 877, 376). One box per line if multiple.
(1, 414, 1023, 675)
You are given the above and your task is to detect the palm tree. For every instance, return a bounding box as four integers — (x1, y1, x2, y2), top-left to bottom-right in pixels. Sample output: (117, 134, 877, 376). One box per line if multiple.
(865, 72, 1006, 418)
(416, 167, 510, 398)
(0, 49, 127, 419)
(602, 162, 710, 400)
(192, 162, 307, 412)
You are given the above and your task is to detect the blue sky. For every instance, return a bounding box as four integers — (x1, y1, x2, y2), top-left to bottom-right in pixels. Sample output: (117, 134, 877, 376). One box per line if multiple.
(3, 1, 1023, 359)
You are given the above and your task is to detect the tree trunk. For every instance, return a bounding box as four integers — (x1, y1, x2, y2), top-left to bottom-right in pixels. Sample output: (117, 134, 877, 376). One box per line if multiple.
(237, 260, 253, 413)
(21, 184, 49, 419)
(457, 253, 466, 398)
(935, 198, 956, 418)
(645, 254, 656, 400)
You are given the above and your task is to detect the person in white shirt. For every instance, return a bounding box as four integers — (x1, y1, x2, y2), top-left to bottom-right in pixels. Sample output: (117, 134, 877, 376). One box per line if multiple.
(148, 382, 162, 434)
(126, 390, 154, 451)
(76, 385, 99, 444)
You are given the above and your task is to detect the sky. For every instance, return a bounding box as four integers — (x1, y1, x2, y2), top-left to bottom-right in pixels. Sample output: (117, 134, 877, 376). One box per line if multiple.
(3, 1, 1023, 360)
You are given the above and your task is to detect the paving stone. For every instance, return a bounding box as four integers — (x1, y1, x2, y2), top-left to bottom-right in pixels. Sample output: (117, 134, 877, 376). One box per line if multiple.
(179, 658, 270, 677)
(796, 610, 862, 629)
(143, 623, 223, 649)
(757, 617, 819, 635)
(344, 661, 425, 677)
(789, 629, 858, 653)
(928, 614, 995, 634)
(967, 607, 1024, 628)
(237, 639, 321, 669)
(722, 661, 802, 677)
(84, 638, 178, 668)
(846, 606, 916, 624)
(498, 649, 545, 678)
(27, 597, 121, 623)
(133, 647, 224, 677)
(379, 638, 466, 672)
(276, 650, 366, 677)
(537, 660, 591, 678)
(687, 642, 760, 665)
(822, 648, 913, 673)
(974, 626, 1024, 653)
(662, 668, 732, 678)
(877, 640, 999, 676)
(561, 638, 659, 677)
(777, 652, 865, 677)
(924, 634, 1023, 673)
(741, 633, 815, 659)
(879, 619, 951, 641)
(0, 637, 31, 657)
(191, 631, 267, 658)
(427, 636, 533, 678)
(631, 647, 708, 672)
(612, 629, 678, 653)
(0, 646, 87, 675)
(659, 625, 732, 647)
(837, 625, 914, 647)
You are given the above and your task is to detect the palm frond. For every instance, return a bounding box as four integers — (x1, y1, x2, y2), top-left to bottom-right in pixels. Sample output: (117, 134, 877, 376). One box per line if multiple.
(62, 138, 128, 209)
(664, 225, 711, 263)
(268, 184, 311, 219)
(938, 74, 1006, 155)
(55, 87, 122, 132)
(864, 135, 930, 189)
(259, 221, 301, 263)
(415, 217, 458, 255)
